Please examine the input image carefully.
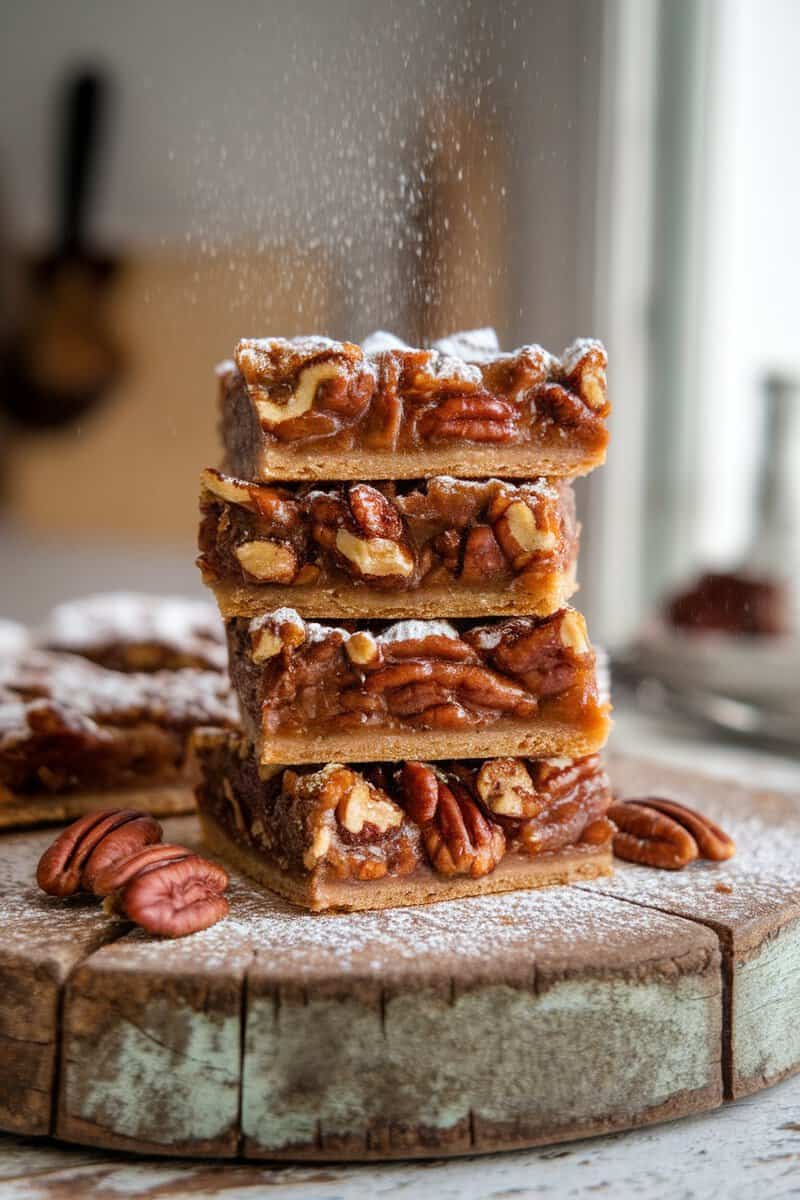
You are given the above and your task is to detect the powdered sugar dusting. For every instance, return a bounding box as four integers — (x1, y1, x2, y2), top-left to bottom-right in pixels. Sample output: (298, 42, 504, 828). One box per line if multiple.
(583, 756, 800, 929)
(431, 328, 500, 360)
(361, 331, 411, 355)
(376, 619, 460, 645)
(5, 761, 800, 982)
(41, 592, 225, 671)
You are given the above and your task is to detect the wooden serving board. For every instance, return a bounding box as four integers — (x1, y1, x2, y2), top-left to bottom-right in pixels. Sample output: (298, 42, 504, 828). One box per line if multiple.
(1, 754, 798, 1161)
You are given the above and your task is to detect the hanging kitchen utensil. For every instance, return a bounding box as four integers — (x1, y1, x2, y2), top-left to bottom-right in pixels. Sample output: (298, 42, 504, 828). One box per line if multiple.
(1, 68, 122, 429)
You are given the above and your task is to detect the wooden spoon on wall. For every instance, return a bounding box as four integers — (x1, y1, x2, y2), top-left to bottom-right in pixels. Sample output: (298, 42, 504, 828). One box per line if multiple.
(1, 69, 122, 430)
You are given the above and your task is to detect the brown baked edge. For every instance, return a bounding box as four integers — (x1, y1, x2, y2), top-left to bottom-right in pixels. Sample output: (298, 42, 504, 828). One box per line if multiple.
(206, 572, 577, 620)
(252, 713, 612, 766)
(198, 808, 613, 913)
(0, 783, 194, 830)
(247, 443, 607, 482)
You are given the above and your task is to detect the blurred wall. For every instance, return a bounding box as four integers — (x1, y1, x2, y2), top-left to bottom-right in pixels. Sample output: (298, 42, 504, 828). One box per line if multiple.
(0, 0, 608, 621)
(694, 0, 800, 565)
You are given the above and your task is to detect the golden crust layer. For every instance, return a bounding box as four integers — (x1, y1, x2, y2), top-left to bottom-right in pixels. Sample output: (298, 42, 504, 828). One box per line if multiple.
(199, 808, 612, 912)
(205, 574, 576, 621)
(0, 784, 194, 831)
(256, 717, 609, 767)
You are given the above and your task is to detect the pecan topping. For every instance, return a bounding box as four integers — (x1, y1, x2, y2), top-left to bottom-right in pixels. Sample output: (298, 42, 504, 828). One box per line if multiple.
(609, 796, 735, 870)
(418, 395, 518, 443)
(398, 762, 505, 877)
(348, 484, 404, 540)
(200, 472, 577, 602)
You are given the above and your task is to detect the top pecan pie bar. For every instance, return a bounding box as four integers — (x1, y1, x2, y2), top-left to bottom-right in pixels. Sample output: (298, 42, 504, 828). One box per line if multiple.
(218, 328, 609, 481)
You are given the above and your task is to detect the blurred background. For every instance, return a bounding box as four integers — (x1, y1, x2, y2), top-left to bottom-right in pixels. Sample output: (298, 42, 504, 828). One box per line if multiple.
(0, 0, 798, 740)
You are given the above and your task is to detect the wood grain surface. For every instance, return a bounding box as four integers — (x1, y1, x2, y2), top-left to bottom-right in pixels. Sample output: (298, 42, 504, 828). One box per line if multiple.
(0, 755, 797, 1161)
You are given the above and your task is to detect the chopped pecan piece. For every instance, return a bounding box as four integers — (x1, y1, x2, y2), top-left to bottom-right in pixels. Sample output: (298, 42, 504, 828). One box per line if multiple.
(460, 525, 508, 582)
(493, 500, 557, 569)
(235, 539, 298, 583)
(609, 797, 735, 869)
(475, 758, 545, 818)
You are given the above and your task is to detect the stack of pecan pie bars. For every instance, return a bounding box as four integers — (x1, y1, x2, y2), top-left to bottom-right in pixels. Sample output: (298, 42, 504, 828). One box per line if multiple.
(195, 328, 614, 911)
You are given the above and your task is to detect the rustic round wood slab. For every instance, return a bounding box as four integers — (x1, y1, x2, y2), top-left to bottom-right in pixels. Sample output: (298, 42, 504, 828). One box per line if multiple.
(2, 753, 800, 1161)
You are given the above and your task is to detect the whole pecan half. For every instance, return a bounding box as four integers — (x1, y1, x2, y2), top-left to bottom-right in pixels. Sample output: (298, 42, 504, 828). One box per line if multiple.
(80, 816, 166, 894)
(398, 763, 505, 877)
(116, 855, 230, 938)
(36, 809, 163, 898)
(400, 761, 440, 824)
(418, 395, 518, 443)
(626, 797, 735, 862)
(609, 799, 708, 870)
(90, 842, 195, 897)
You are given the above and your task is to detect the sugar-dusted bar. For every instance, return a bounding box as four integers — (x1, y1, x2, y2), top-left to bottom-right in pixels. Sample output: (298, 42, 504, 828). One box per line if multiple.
(0, 650, 237, 828)
(199, 470, 578, 619)
(218, 329, 609, 482)
(194, 728, 613, 912)
(225, 608, 610, 765)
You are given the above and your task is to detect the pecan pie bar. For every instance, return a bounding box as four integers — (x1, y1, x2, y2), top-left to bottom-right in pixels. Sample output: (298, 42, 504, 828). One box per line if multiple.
(199, 469, 578, 619)
(194, 728, 614, 911)
(0, 650, 238, 828)
(219, 329, 609, 481)
(41, 592, 226, 672)
(226, 608, 610, 765)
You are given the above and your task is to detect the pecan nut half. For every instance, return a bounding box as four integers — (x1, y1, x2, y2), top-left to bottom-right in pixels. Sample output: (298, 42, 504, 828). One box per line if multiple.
(118, 855, 230, 938)
(91, 843, 195, 897)
(400, 761, 439, 824)
(35, 809, 230, 937)
(418, 396, 518, 443)
(347, 484, 404, 540)
(36, 809, 163, 898)
(627, 797, 735, 862)
(399, 763, 505, 877)
(609, 800, 699, 870)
